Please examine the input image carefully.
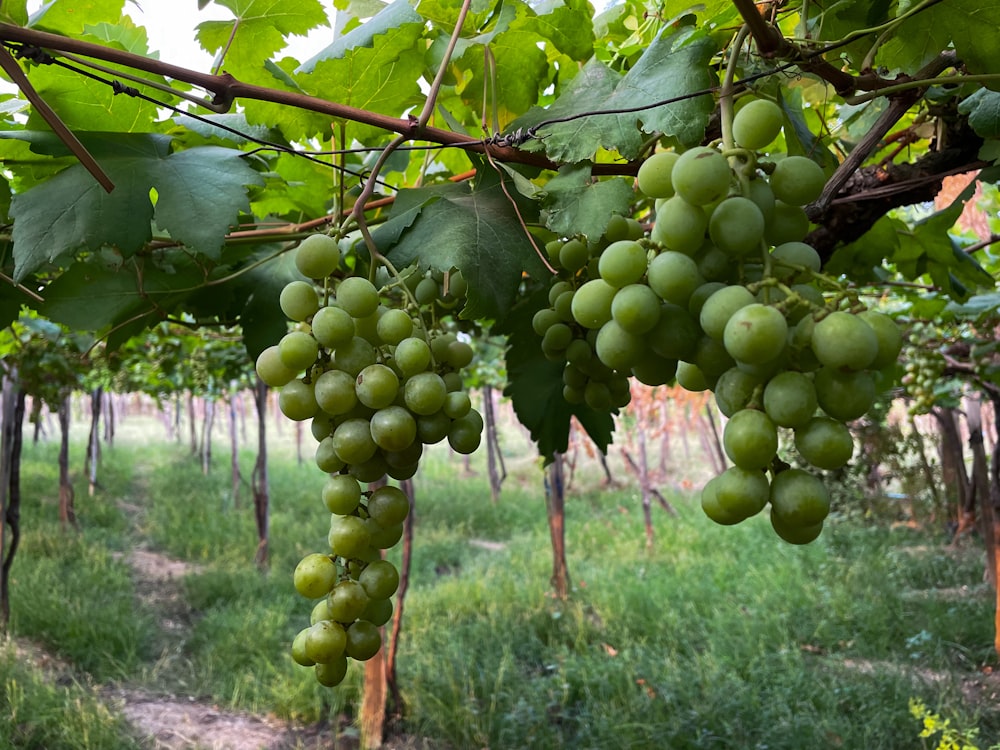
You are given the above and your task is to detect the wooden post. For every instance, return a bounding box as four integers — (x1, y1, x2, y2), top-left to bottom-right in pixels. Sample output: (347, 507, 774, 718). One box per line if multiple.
(545, 455, 570, 600)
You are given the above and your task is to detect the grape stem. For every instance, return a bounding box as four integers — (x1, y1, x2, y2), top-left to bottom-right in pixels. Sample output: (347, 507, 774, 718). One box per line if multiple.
(719, 25, 750, 154)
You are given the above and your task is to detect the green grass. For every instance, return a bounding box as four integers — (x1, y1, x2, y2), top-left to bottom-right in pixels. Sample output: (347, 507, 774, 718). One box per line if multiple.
(5, 425, 999, 748)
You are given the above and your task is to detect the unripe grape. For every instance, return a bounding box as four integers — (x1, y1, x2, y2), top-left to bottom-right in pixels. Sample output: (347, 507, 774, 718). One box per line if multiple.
(811, 311, 878, 371)
(771, 512, 823, 545)
(377, 309, 413, 345)
(355, 364, 399, 410)
(651, 196, 709, 255)
(769, 156, 826, 206)
(770, 242, 821, 281)
(857, 310, 903, 369)
(292, 628, 316, 666)
(595, 320, 644, 371)
(732, 99, 783, 150)
(359, 560, 400, 600)
(765, 201, 810, 245)
(404, 372, 448, 415)
(598, 240, 647, 288)
(814, 367, 876, 422)
(676, 361, 709, 391)
(713, 466, 769, 520)
(714, 367, 761, 417)
(294, 553, 337, 599)
(332, 418, 377, 464)
(368, 485, 410, 527)
(329, 515, 373, 559)
(279, 380, 318, 421)
(328, 579, 369, 622)
(314, 369, 358, 416)
(571, 279, 617, 329)
(280, 280, 320, 322)
(709, 197, 765, 257)
(337, 277, 380, 318)
(279, 331, 319, 372)
(345, 620, 382, 661)
(794, 416, 853, 470)
(637, 150, 680, 198)
(255, 345, 297, 387)
(394, 337, 432, 377)
(334, 337, 377, 377)
(611, 284, 661, 334)
(647, 251, 703, 307)
(769, 468, 831, 527)
(315, 656, 349, 687)
(699, 285, 755, 341)
(701, 476, 742, 525)
(672, 147, 732, 206)
(369, 405, 417, 452)
(305, 620, 347, 664)
(723, 408, 778, 470)
(312, 306, 355, 349)
(295, 234, 341, 279)
(723, 303, 788, 365)
(763, 371, 817, 428)
(649, 303, 700, 361)
(559, 238, 589, 272)
(361, 598, 393, 627)
(323, 474, 362, 515)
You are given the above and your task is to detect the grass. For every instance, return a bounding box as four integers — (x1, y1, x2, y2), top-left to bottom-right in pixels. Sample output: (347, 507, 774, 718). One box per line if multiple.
(4, 416, 999, 748)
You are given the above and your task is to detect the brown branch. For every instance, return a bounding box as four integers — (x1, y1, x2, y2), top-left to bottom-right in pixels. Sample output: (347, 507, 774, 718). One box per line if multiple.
(0, 45, 113, 191)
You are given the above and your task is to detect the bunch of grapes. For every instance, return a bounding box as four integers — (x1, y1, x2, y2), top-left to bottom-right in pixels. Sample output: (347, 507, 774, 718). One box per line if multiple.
(900, 321, 945, 415)
(255, 233, 483, 687)
(538, 97, 903, 544)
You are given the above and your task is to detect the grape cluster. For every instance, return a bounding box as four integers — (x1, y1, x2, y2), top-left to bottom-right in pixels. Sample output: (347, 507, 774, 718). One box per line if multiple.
(900, 321, 944, 414)
(538, 98, 903, 544)
(255, 233, 483, 687)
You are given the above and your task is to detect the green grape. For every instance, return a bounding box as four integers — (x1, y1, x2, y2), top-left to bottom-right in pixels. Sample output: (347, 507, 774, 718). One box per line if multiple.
(595, 320, 644, 371)
(367, 485, 410, 527)
(559, 238, 589, 272)
(693, 336, 736, 382)
(769, 468, 831, 527)
(368, 519, 404, 548)
(414, 276, 439, 305)
(814, 367, 876, 422)
(332, 418, 377, 464)
(857, 310, 903, 369)
(649, 303, 700, 361)
(445, 340, 474, 369)
(337, 277, 380, 318)
(794, 416, 853, 470)
(548, 280, 573, 306)
(688, 281, 727, 318)
(334, 337, 377, 377)
(598, 240, 648, 288)
(429, 333, 456, 363)
(442, 372, 463, 392)
(811, 311, 878, 371)
(322, 474, 362, 515)
(328, 579, 369, 622)
(443, 391, 472, 419)
(701, 475, 742, 525)
(630, 351, 677, 386)
(279, 380, 318, 421)
(746, 179, 776, 225)
(722, 303, 788, 365)
(314, 656, 349, 687)
(542, 323, 574, 358)
(651, 196, 709, 255)
(714, 367, 761, 417)
(770, 511, 823, 545)
(292, 628, 316, 666)
(770, 242, 821, 281)
(384, 439, 423, 470)
(445, 269, 467, 299)
(377, 309, 413, 345)
(295, 234, 341, 279)
(361, 598, 393, 627)
(723, 408, 778, 470)
(611, 284, 661, 334)
(416, 411, 451, 444)
(314, 369, 358, 416)
(359, 560, 400, 600)
(355, 364, 399, 409)
(394, 337, 432, 377)
(404, 372, 448, 415)
(732, 98, 784, 150)
(255, 345, 297, 388)
(695, 244, 732, 282)
(676, 361, 709, 391)
(671, 146, 732, 206)
(354, 310, 383, 346)
(769, 156, 826, 206)
(713, 466, 769, 520)
(304, 620, 347, 663)
(647, 250, 704, 306)
(764, 201, 810, 245)
(708, 197, 765, 257)
(294, 553, 337, 599)
(762, 371, 817, 428)
(279, 331, 319, 372)
(315, 437, 346, 473)
(310, 598, 334, 626)
(312, 305, 356, 349)
(583, 380, 612, 410)
(532, 308, 561, 337)
(280, 280, 320, 322)
(448, 416, 482, 454)
(345, 621, 382, 661)
(328, 514, 373, 559)
(563, 384, 585, 404)
(637, 150, 680, 198)
(369, 405, 417, 451)
(699, 285, 755, 341)
(571, 279, 617, 329)
(553, 290, 575, 322)
(311, 416, 333, 441)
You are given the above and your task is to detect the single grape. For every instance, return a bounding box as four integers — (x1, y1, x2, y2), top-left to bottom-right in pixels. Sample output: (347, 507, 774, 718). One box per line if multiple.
(369, 405, 417, 452)
(337, 277, 380, 318)
(448, 416, 483, 454)
(611, 283, 661, 334)
(295, 234, 341, 279)
(857, 310, 903, 369)
(414, 276, 439, 305)
(377, 309, 413, 345)
(329, 515, 373, 559)
(763, 371, 817, 428)
(331, 418, 377, 465)
(769, 468, 831, 527)
(811, 311, 878, 371)
(312, 305, 356, 349)
(416, 411, 451, 444)
(723, 303, 788, 365)
(770, 242, 821, 281)
(559, 238, 589, 272)
(714, 367, 761, 417)
(314, 655, 349, 687)
(322, 474, 362, 515)
(651, 196, 709, 255)
(794, 416, 853, 470)
(292, 628, 316, 666)
(769, 156, 826, 206)
(723, 408, 778, 470)
(709, 197, 765, 257)
(315, 437, 346, 473)
(672, 146, 732, 206)
(676, 361, 709, 392)
(699, 285, 755, 341)
(764, 201, 810, 245)
(713, 466, 770, 520)
(255, 345, 297, 388)
(359, 560, 400, 600)
(404, 372, 448, 415)
(367, 485, 410, 527)
(571, 279, 617, 329)
(334, 337, 377, 377)
(637, 150, 680, 198)
(649, 303, 700, 361)
(394, 337, 432, 377)
(314, 369, 358, 416)
(304, 620, 347, 664)
(814, 367, 876, 422)
(355, 364, 399, 410)
(598, 240, 647, 288)
(647, 250, 704, 307)
(631, 351, 678, 386)
(595, 320, 644, 371)
(361, 598, 393, 627)
(732, 98, 783, 150)
(770, 511, 823, 545)
(345, 620, 382, 661)
(700, 475, 743, 525)
(328, 579, 370, 622)
(279, 380, 318, 421)
(294, 553, 337, 599)
(279, 331, 319, 372)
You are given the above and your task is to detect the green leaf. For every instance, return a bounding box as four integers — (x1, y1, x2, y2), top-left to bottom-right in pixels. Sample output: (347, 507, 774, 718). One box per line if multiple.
(198, 0, 329, 80)
(518, 0, 595, 62)
(542, 163, 634, 241)
(0, 0, 28, 25)
(232, 245, 301, 359)
(958, 89, 1000, 138)
(374, 166, 548, 321)
(84, 18, 153, 55)
(498, 283, 614, 462)
(298, 0, 422, 72)
(31, 0, 124, 34)
(153, 147, 263, 259)
(9, 136, 263, 279)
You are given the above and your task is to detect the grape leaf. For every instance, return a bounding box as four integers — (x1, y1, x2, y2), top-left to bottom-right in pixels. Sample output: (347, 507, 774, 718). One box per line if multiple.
(498, 283, 614, 463)
(958, 89, 1000, 138)
(9, 136, 263, 280)
(373, 165, 548, 321)
(0, 0, 27, 25)
(30, 0, 124, 34)
(542, 163, 634, 241)
(233, 244, 302, 359)
(519, 0, 595, 62)
(297, 0, 422, 71)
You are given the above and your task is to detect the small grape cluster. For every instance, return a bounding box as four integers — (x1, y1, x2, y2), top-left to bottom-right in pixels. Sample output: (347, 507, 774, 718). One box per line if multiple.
(255, 234, 483, 687)
(536, 98, 903, 544)
(900, 321, 945, 415)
